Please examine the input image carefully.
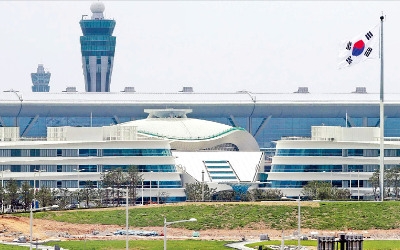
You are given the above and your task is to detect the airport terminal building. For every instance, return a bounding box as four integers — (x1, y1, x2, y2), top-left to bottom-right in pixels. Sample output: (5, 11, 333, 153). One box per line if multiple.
(1, 88, 400, 199)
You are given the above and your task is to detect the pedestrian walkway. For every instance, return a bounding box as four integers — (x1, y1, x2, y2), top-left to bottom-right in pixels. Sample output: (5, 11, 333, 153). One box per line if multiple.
(225, 239, 261, 250)
(1, 241, 67, 250)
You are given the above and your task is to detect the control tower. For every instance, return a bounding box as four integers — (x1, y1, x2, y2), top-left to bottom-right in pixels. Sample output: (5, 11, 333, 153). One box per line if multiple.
(31, 64, 51, 92)
(79, 2, 116, 92)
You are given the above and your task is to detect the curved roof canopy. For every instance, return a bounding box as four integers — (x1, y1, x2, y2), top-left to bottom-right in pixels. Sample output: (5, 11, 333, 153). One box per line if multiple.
(121, 109, 259, 151)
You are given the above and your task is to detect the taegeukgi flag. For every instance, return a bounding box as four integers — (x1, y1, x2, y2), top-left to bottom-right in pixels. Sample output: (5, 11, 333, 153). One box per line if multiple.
(338, 24, 379, 68)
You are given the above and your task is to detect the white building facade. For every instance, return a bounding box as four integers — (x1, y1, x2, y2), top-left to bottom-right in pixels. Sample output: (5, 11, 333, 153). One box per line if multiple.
(269, 126, 400, 199)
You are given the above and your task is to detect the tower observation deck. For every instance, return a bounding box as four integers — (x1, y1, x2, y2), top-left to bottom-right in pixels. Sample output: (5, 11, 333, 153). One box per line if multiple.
(31, 64, 51, 92)
(79, 2, 116, 92)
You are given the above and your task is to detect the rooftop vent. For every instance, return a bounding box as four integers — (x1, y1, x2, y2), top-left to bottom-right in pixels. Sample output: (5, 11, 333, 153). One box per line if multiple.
(180, 87, 193, 93)
(63, 87, 77, 92)
(294, 87, 309, 93)
(122, 87, 136, 92)
(353, 87, 367, 94)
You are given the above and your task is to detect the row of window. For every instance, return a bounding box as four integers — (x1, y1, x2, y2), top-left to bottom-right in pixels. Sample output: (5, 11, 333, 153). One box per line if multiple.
(5, 180, 182, 189)
(80, 35, 116, 42)
(270, 180, 365, 188)
(271, 165, 374, 173)
(80, 20, 116, 28)
(269, 164, 376, 173)
(1, 164, 176, 173)
(81, 45, 116, 52)
(275, 149, 389, 157)
(0, 148, 172, 157)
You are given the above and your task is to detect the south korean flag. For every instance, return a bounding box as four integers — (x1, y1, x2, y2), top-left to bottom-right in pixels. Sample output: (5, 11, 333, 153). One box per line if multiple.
(338, 24, 379, 68)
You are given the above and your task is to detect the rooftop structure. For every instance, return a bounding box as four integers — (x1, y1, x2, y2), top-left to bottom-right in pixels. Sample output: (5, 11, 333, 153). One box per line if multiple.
(79, 1, 116, 92)
(31, 64, 50, 92)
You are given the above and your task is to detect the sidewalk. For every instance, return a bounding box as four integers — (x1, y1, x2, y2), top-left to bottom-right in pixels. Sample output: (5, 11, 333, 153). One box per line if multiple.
(225, 239, 261, 250)
(1, 241, 67, 250)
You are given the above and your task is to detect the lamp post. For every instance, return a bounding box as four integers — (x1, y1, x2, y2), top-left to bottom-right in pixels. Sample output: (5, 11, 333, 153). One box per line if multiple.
(149, 171, 153, 204)
(74, 168, 85, 190)
(1, 170, 10, 213)
(141, 179, 144, 205)
(349, 171, 352, 200)
(117, 186, 129, 250)
(297, 195, 301, 249)
(163, 217, 197, 250)
(156, 172, 160, 204)
(125, 186, 128, 250)
(357, 170, 360, 201)
(30, 169, 45, 250)
(201, 170, 205, 201)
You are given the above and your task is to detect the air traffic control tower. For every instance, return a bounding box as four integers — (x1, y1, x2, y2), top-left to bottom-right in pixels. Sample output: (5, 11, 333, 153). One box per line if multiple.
(31, 64, 51, 92)
(79, 2, 116, 92)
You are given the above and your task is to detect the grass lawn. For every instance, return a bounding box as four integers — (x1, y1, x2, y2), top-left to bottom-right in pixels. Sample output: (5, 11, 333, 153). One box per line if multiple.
(18, 201, 400, 231)
(44, 239, 232, 250)
(0, 245, 27, 250)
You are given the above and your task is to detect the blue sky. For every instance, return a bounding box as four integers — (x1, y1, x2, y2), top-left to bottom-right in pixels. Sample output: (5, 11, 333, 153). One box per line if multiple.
(0, 1, 398, 94)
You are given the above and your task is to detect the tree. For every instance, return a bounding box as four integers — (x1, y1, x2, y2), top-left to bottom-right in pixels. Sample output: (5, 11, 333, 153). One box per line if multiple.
(0, 182, 5, 213)
(55, 188, 71, 209)
(248, 189, 284, 201)
(81, 180, 97, 208)
(101, 168, 125, 206)
(385, 166, 400, 198)
(184, 182, 216, 201)
(215, 190, 235, 201)
(126, 166, 143, 205)
(369, 168, 380, 200)
(21, 181, 33, 211)
(301, 181, 341, 200)
(5, 179, 19, 212)
(331, 187, 351, 200)
(36, 186, 53, 208)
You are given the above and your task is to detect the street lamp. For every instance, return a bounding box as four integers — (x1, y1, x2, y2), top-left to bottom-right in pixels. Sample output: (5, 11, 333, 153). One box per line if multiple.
(150, 171, 153, 204)
(349, 171, 352, 200)
(74, 168, 85, 190)
(357, 170, 360, 201)
(163, 217, 197, 250)
(1, 170, 10, 213)
(297, 195, 301, 249)
(30, 169, 45, 250)
(125, 186, 129, 250)
(141, 179, 144, 205)
(201, 170, 205, 201)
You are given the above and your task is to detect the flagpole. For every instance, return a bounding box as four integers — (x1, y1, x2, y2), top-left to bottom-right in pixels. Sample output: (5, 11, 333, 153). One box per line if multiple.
(379, 15, 384, 202)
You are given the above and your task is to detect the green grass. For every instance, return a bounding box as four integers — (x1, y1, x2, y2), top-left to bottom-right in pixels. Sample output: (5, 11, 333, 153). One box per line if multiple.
(17, 201, 400, 231)
(44, 239, 232, 250)
(0, 245, 27, 250)
(247, 240, 400, 250)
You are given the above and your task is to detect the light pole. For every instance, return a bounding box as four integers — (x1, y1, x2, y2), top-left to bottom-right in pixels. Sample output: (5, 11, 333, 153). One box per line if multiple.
(349, 171, 352, 200)
(74, 168, 85, 190)
(74, 168, 85, 207)
(357, 170, 360, 201)
(164, 217, 197, 250)
(141, 179, 144, 205)
(1, 170, 10, 213)
(125, 186, 128, 250)
(297, 195, 301, 249)
(157, 172, 160, 204)
(149, 171, 153, 204)
(117, 186, 129, 250)
(201, 170, 205, 201)
(30, 169, 43, 250)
